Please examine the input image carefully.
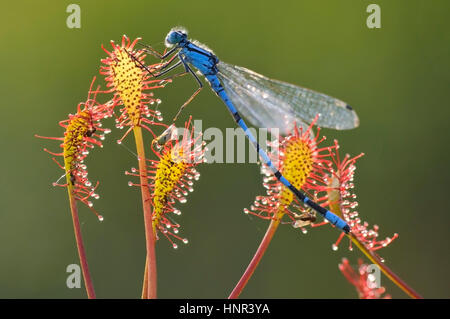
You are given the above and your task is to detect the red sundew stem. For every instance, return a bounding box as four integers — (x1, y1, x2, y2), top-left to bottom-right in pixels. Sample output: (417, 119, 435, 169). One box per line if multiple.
(141, 260, 149, 299)
(347, 233, 422, 299)
(228, 218, 281, 299)
(133, 127, 157, 299)
(328, 174, 421, 299)
(67, 184, 96, 299)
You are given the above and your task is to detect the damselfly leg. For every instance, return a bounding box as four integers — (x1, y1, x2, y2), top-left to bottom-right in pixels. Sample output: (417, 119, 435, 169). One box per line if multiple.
(134, 49, 204, 124)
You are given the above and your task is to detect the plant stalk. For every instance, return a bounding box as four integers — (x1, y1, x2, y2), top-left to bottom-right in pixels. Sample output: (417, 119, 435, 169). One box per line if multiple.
(133, 126, 157, 299)
(228, 218, 281, 299)
(328, 180, 422, 298)
(347, 233, 422, 299)
(141, 260, 149, 299)
(67, 184, 96, 299)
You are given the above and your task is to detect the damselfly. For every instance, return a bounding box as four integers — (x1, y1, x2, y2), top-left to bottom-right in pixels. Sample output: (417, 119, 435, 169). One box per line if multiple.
(135, 27, 360, 233)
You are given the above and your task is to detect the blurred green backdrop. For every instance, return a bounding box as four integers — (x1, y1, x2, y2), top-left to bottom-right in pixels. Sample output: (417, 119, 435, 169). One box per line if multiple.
(0, 0, 449, 298)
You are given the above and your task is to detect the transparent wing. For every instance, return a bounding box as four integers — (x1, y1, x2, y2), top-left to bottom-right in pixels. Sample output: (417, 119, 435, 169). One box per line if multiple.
(216, 62, 359, 134)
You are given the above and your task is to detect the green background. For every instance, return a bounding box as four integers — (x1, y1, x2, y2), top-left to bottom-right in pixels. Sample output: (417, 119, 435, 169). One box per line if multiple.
(1, 0, 449, 298)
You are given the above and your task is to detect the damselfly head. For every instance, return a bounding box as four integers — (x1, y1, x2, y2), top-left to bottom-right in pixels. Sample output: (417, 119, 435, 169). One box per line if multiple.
(165, 27, 188, 47)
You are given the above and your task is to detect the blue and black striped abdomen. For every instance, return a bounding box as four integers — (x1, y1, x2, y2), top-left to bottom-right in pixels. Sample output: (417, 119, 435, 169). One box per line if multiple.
(205, 75, 351, 233)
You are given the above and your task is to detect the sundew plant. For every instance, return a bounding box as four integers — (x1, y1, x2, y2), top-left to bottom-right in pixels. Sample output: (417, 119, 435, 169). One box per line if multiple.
(35, 35, 422, 299)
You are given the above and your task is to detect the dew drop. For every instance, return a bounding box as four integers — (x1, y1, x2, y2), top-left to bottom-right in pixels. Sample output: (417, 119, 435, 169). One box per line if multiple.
(117, 140, 122, 144)
(88, 201, 93, 207)
(128, 181, 133, 187)
(98, 215, 104, 222)
(332, 244, 338, 251)
(172, 243, 178, 249)
(183, 238, 188, 244)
